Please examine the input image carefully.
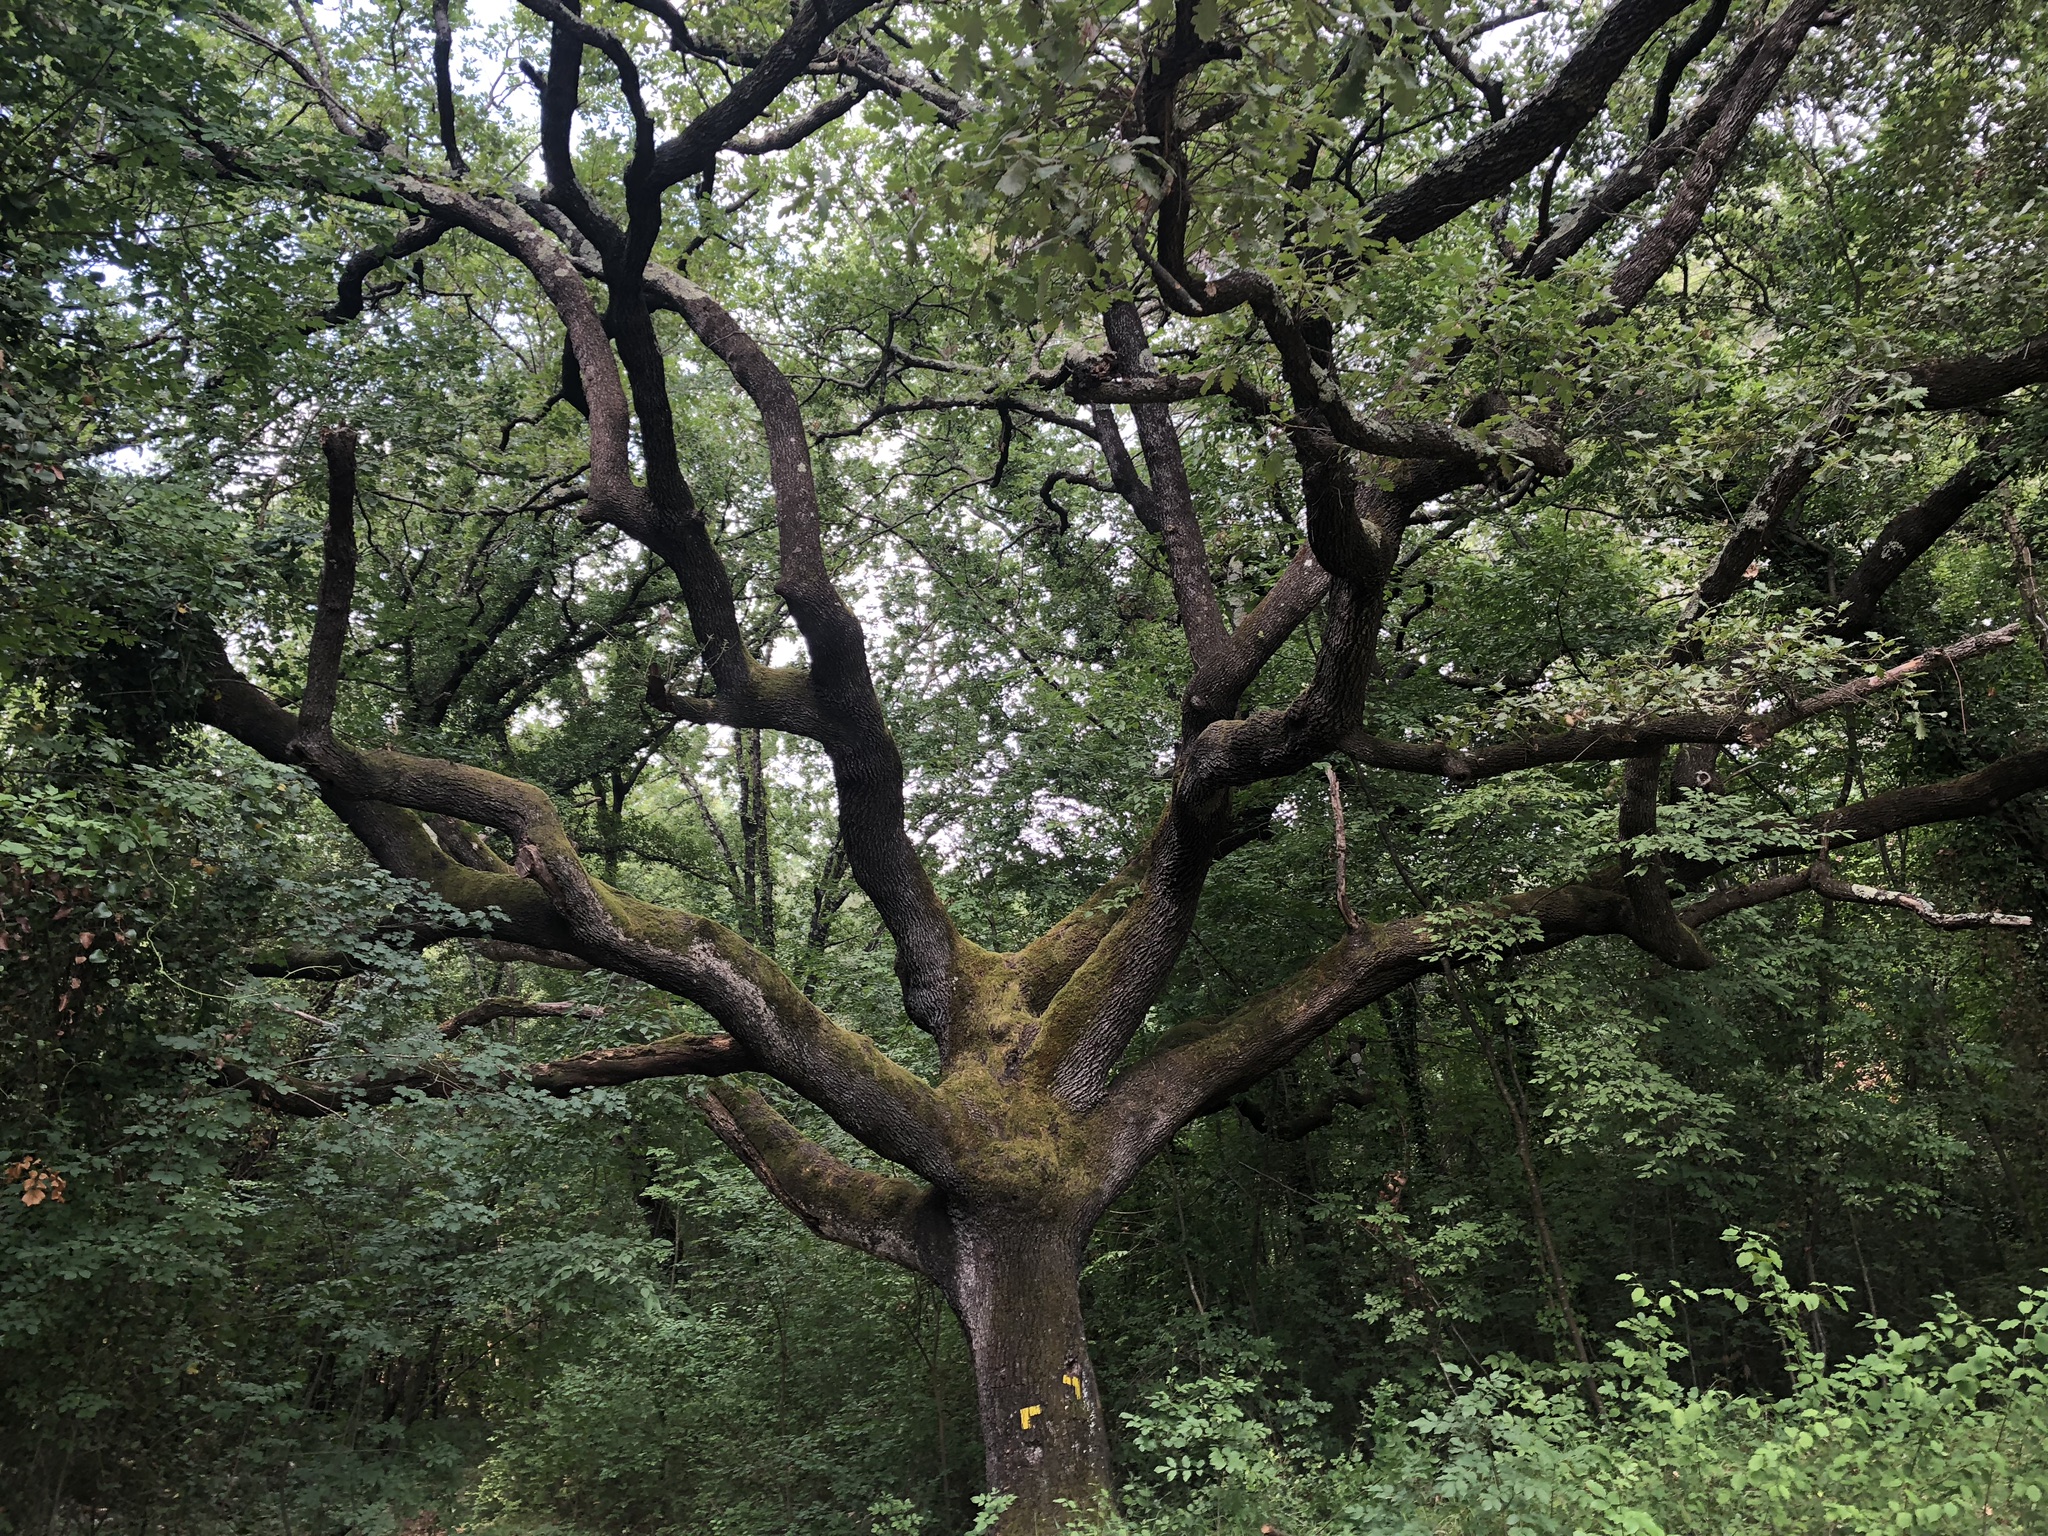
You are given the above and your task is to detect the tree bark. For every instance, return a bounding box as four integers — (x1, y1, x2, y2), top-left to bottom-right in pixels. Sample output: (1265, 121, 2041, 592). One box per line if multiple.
(943, 1217, 1115, 1534)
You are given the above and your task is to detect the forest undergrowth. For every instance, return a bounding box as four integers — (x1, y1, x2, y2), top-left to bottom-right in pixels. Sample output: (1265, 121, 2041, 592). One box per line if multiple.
(1090, 1238, 2048, 1536)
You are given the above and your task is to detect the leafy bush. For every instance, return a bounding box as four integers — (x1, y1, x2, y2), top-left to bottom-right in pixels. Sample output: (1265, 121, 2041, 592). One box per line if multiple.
(1096, 1234, 2048, 1536)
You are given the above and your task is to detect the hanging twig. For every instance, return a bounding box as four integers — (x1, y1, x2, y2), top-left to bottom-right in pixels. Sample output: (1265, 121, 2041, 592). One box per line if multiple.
(1323, 764, 1361, 930)
(2000, 502, 2048, 665)
(676, 760, 744, 902)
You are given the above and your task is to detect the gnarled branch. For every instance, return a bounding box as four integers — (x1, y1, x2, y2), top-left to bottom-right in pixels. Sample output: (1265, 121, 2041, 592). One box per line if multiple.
(439, 995, 605, 1037)
(1807, 865, 2031, 930)
(1096, 741, 2048, 1193)
(220, 1030, 751, 1117)
(701, 1083, 950, 1278)
(1341, 623, 2021, 781)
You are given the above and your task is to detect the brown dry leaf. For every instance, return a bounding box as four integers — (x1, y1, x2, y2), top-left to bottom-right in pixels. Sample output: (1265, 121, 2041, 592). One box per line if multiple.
(5, 1157, 66, 1206)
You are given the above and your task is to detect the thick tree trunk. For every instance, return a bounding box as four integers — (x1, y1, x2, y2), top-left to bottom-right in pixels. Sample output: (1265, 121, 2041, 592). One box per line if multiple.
(944, 1217, 1115, 1534)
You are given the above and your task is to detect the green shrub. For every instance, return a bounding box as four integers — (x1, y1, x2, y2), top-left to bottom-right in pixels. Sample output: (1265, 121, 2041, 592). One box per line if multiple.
(1097, 1233, 2048, 1536)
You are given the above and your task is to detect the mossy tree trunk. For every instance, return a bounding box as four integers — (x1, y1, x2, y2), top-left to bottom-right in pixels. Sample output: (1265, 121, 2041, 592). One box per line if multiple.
(946, 1216, 1115, 1534)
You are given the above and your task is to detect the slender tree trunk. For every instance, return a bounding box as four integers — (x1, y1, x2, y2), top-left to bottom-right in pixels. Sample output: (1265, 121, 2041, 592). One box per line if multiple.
(1386, 987, 1433, 1168)
(1445, 969, 1599, 1413)
(738, 727, 775, 953)
(943, 1217, 1115, 1534)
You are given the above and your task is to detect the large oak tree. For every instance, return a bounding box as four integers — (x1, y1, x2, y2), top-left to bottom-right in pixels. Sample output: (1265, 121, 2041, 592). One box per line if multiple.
(25, 0, 2048, 1526)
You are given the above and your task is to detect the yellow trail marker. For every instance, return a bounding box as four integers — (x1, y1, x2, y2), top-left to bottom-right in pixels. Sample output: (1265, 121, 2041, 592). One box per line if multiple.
(1019, 1404, 1043, 1429)
(1062, 1373, 1083, 1399)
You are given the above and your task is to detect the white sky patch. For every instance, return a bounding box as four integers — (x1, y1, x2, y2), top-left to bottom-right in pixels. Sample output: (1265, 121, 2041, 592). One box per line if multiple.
(1017, 791, 1119, 859)
(1468, 10, 1553, 68)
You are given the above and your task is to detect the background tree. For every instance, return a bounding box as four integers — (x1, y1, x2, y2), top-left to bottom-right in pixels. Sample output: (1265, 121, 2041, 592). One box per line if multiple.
(7, 0, 2048, 1529)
